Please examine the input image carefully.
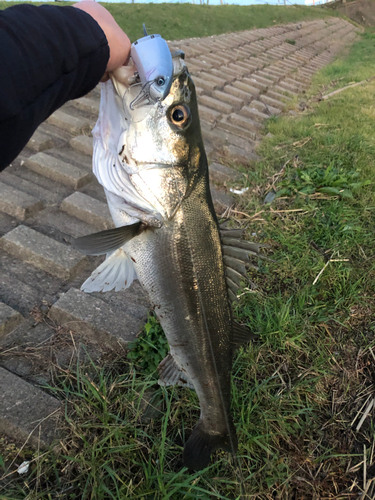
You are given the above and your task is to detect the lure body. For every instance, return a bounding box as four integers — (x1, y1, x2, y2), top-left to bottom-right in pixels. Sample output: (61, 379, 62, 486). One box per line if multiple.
(131, 31, 173, 102)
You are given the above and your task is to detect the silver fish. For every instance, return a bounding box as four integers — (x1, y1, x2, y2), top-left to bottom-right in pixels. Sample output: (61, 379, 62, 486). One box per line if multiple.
(73, 54, 261, 470)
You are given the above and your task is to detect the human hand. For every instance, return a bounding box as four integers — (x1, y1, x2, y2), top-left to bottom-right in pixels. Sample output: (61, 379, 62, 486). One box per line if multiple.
(72, 1, 131, 81)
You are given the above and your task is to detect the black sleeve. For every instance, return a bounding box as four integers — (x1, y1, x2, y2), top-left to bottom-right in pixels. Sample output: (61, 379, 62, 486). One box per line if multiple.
(0, 4, 110, 171)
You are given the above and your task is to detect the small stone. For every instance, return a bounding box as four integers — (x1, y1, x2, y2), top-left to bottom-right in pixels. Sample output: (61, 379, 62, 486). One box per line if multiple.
(264, 191, 276, 204)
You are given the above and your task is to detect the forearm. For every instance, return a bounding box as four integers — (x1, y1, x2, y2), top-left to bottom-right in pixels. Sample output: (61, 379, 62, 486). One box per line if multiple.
(0, 4, 110, 170)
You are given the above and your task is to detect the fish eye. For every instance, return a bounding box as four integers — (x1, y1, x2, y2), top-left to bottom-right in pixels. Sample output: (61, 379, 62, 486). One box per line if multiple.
(169, 104, 191, 128)
(156, 77, 165, 86)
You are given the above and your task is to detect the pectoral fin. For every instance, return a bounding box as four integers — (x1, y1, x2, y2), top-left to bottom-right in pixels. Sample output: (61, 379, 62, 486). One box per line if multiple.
(157, 353, 194, 390)
(81, 248, 137, 293)
(72, 222, 142, 255)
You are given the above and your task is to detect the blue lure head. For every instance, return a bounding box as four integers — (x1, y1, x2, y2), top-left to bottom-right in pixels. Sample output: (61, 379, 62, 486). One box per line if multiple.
(131, 26, 173, 104)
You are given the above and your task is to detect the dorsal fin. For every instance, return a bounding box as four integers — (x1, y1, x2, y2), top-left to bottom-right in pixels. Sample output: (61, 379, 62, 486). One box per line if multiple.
(232, 320, 258, 347)
(220, 225, 266, 303)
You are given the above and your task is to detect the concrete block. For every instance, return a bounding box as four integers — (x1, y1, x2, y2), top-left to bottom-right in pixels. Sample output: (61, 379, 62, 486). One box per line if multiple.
(198, 95, 234, 114)
(27, 130, 54, 152)
(240, 106, 270, 122)
(227, 63, 250, 77)
(273, 85, 298, 97)
(47, 109, 92, 135)
(182, 46, 202, 59)
(192, 75, 218, 92)
(217, 119, 258, 142)
(0, 303, 23, 340)
(0, 225, 88, 280)
(239, 60, 258, 72)
(204, 54, 229, 66)
(201, 122, 256, 154)
(72, 97, 100, 115)
(209, 162, 243, 185)
(0, 182, 44, 220)
(228, 113, 263, 132)
(210, 186, 235, 214)
(185, 62, 202, 75)
(210, 65, 237, 85)
(224, 85, 255, 102)
(257, 70, 280, 82)
(197, 105, 221, 124)
(48, 288, 146, 349)
(204, 73, 228, 88)
(248, 58, 266, 70)
(61, 192, 113, 231)
(0, 171, 61, 204)
(212, 90, 244, 109)
(187, 58, 212, 70)
(279, 79, 303, 92)
(242, 76, 272, 91)
(232, 81, 261, 96)
(69, 135, 93, 156)
(266, 89, 292, 101)
(251, 99, 281, 116)
(0, 367, 61, 448)
(25, 153, 93, 189)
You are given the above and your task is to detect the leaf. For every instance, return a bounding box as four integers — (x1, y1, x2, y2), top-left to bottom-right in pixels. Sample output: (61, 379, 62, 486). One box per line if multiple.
(317, 187, 341, 196)
(340, 189, 353, 199)
(300, 172, 312, 183)
(276, 187, 292, 197)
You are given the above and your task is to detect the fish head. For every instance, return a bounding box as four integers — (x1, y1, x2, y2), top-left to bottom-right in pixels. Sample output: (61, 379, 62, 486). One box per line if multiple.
(120, 59, 203, 175)
(115, 57, 206, 220)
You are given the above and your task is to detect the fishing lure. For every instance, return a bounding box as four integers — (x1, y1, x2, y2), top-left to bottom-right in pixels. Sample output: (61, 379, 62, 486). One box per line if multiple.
(130, 24, 173, 108)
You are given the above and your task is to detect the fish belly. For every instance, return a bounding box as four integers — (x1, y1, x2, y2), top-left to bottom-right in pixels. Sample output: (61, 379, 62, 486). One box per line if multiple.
(125, 182, 232, 433)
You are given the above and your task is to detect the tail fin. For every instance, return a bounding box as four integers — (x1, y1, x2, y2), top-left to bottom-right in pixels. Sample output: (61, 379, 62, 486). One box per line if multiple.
(183, 420, 238, 471)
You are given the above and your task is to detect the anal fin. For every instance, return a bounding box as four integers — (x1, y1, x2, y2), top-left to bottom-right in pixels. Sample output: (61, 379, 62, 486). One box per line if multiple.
(157, 353, 194, 390)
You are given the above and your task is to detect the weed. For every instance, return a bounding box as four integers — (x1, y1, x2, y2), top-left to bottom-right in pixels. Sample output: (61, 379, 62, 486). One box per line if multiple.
(127, 314, 169, 375)
(0, 2, 338, 42)
(285, 39, 296, 45)
(275, 161, 371, 199)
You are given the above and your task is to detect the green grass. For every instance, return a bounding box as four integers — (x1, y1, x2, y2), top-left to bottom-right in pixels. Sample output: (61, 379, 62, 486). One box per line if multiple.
(0, 2, 337, 42)
(1, 18, 375, 500)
